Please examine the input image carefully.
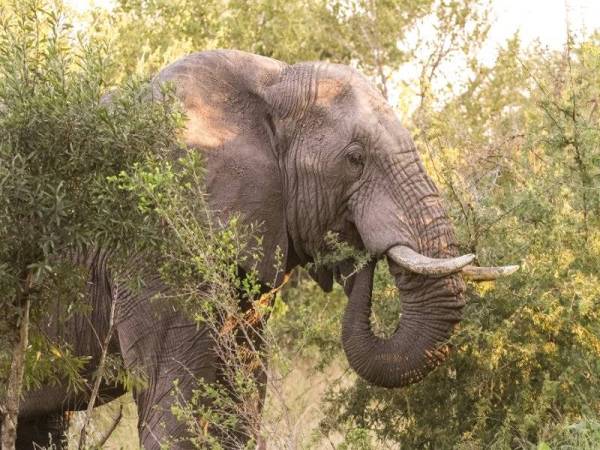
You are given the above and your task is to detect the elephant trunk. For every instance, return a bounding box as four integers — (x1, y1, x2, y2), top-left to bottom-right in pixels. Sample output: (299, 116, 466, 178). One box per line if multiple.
(341, 262, 464, 387)
(342, 207, 466, 388)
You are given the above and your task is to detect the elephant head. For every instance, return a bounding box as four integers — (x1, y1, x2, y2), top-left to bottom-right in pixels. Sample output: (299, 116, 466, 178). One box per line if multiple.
(155, 50, 516, 388)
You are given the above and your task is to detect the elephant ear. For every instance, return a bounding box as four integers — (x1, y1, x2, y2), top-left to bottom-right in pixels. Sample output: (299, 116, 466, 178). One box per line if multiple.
(257, 63, 317, 120)
(259, 63, 336, 292)
(155, 51, 300, 287)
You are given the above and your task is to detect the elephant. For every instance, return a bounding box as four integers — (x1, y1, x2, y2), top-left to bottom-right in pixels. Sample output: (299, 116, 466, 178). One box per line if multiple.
(9, 49, 516, 449)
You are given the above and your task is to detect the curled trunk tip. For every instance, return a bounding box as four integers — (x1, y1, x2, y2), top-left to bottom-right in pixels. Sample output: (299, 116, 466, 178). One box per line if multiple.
(341, 260, 464, 388)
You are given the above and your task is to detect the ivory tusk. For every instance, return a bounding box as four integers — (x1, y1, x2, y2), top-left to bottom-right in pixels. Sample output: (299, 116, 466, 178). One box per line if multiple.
(461, 264, 519, 281)
(387, 245, 475, 277)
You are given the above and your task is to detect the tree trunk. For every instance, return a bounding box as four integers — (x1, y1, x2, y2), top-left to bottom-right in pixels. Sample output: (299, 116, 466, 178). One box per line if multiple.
(1, 279, 32, 450)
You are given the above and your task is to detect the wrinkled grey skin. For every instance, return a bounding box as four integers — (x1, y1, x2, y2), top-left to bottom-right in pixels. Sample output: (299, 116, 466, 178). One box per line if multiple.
(12, 50, 465, 449)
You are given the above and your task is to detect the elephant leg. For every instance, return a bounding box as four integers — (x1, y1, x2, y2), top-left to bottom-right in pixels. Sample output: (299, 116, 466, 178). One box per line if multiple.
(124, 314, 268, 449)
(216, 360, 269, 450)
(15, 412, 69, 450)
(211, 320, 271, 449)
(136, 325, 217, 449)
(117, 272, 274, 449)
(255, 361, 268, 450)
(118, 301, 217, 450)
(15, 380, 126, 448)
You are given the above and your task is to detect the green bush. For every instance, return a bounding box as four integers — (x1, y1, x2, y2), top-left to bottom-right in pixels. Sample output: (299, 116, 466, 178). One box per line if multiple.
(0, 0, 183, 441)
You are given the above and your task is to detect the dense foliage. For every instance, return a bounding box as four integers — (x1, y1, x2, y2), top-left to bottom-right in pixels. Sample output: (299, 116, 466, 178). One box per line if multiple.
(0, 1, 219, 447)
(0, 0, 185, 386)
(0, 2, 266, 448)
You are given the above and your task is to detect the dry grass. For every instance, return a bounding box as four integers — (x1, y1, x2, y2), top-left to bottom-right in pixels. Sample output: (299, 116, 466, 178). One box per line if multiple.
(65, 357, 348, 449)
(68, 394, 139, 450)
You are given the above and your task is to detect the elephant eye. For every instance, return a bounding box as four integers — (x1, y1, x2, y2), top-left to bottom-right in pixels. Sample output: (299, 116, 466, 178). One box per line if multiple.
(346, 145, 365, 171)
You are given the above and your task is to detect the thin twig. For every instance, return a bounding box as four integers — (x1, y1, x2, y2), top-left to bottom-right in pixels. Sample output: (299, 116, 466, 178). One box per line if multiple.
(77, 281, 119, 450)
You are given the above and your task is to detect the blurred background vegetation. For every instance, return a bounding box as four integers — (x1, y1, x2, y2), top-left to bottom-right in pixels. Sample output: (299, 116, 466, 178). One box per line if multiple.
(1, 0, 599, 448)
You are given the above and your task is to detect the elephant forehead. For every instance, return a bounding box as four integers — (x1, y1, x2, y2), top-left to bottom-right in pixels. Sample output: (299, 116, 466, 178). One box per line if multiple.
(315, 78, 350, 106)
(183, 99, 239, 149)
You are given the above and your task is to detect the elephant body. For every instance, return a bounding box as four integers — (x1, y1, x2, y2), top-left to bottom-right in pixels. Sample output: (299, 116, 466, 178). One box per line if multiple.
(11, 50, 511, 449)
(15, 249, 211, 449)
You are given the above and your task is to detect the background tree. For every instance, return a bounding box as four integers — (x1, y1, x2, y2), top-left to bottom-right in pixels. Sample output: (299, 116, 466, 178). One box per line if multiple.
(95, 0, 488, 101)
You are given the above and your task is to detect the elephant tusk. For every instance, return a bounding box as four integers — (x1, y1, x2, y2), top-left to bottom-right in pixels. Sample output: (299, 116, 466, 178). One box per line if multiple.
(387, 245, 475, 277)
(461, 264, 519, 281)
